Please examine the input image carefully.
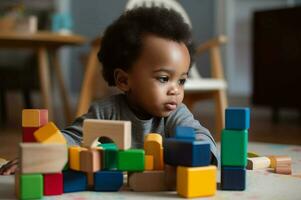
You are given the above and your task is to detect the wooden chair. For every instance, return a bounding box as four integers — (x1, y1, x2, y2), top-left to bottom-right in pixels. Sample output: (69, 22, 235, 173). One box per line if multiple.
(77, 0, 228, 140)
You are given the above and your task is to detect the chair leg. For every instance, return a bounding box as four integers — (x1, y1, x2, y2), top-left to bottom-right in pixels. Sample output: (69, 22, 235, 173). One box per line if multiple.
(214, 89, 227, 141)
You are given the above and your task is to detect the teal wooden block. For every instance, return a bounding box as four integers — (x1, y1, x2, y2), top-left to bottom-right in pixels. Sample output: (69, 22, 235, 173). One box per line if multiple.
(221, 129, 248, 167)
(225, 107, 250, 130)
(99, 143, 118, 170)
(117, 149, 145, 171)
(20, 174, 43, 199)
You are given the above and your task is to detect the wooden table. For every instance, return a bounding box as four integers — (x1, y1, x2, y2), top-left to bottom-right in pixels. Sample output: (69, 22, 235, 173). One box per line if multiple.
(0, 31, 86, 123)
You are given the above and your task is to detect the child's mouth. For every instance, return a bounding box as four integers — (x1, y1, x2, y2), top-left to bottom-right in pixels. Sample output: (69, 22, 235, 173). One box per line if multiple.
(165, 102, 177, 110)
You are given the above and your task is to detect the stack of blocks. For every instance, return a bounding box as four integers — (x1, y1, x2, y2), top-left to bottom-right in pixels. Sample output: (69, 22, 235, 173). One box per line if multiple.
(221, 107, 250, 190)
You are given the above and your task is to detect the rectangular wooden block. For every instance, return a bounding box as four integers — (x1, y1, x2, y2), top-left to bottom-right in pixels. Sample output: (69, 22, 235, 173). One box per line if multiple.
(145, 155, 154, 170)
(117, 149, 145, 171)
(247, 157, 270, 170)
(43, 173, 63, 196)
(174, 126, 195, 140)
(20, 143, 68, 174)
(20, 173, 43, 199)
(221, 129, 248, 167)
(268, 155, 292, 168)
(128, 171, 168, 192)
(225, 107, 250, 130)
(99, 143, 118, 170)
(164, 164, 177, 191)
(63, 170, 87, 193)
(34, 122, 66, 144)
(275, 165, 292, 175)
(164, 138, 211, 167)
(144, 133, 164, 170)
(80, 148, 102, 173)
(94, 171, 123, 191)
(83, 119, 131, 149)
(177, 165, 216, 198)
(22, 109, 48, 127)
(22, 127, 39, 143)
(221, 167, 246, 190)
(69, 146, 87, 171)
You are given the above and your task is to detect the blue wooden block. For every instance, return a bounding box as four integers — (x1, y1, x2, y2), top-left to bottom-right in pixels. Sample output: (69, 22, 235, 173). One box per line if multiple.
(174, 126, 195, 140)
(63, 170, 87, 193)
(225, 107, 250, 130)
(163, 138, 211, 167)
(94, 171, 123, 191)
(221, 167, 246, 190)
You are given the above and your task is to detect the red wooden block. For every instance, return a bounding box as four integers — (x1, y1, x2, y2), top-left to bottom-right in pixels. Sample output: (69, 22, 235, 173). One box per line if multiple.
(43, 173, 63, 196)
(22, 127, 39, 142)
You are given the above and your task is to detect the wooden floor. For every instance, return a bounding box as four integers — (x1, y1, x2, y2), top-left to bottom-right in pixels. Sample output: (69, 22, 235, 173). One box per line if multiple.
(0, 94, 300, 160)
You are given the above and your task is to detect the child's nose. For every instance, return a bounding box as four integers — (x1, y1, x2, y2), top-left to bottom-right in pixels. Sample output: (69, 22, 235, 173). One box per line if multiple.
(167, 83, 180, 95)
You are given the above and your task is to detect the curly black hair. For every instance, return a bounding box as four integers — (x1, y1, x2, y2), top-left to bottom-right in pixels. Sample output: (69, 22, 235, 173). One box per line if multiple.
(98, 6, 195, 86)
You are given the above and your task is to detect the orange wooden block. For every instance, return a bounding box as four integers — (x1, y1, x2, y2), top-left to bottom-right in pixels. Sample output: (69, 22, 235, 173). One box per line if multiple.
(22, 109, 48, 127)
(144, 155, 154, 170)
(34, 122, 66, 144)
(144, 133, 164, 170)
(80, 148, 102, 172)
(69, 146, 87, 171)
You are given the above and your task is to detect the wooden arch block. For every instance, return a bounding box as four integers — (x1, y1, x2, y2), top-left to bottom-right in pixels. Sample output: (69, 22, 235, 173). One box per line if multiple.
(144, 133, 164, 170)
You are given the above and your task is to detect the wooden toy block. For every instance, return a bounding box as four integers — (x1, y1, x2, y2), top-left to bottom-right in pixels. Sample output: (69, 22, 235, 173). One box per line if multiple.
(177, 165, 216, 198)
(164, 164, 177, 191)
(117, 149, 145, 171)
(94, 171, 123, 191)
(268, 155, 292, 168)
(69, 146, 87, 171)
(22, 109, 48, 127)
(63, 170, 87, 193)
(80, 148, 102, 172)
(145, 155, 154, 170)
(164, 138, 211, 167)
(99, 143, 118, 170)
(34, 122, 66, 144)
(175, 126, 195, 140)
(275, 165, 292, 175)
(43, 173, 63, 196)
(221, 129, 248, 167)
(221, 166, 246, 190)
(22, 127, 39, 142)
(87, 172, 94, 188)
(247, 157, 270, 170)
(128, 171, 168, 192)
(20, 173, 43, 199)
(83, 119, 131, 149)
(225, 107, 250, 130)
(144, 133, 164, 170)
(20, 143, 68, 174)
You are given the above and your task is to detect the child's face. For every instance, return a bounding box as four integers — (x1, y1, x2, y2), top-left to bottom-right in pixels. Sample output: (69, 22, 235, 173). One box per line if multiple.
(118, 34, 190, 118)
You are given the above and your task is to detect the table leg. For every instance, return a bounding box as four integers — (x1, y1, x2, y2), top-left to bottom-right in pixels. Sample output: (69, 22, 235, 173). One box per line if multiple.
(37, 47, 53, 120)
(51, 50, 72, 124)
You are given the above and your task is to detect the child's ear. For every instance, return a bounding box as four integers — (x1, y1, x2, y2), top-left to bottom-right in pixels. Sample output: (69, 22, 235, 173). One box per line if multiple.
(114, 68, 130, 92)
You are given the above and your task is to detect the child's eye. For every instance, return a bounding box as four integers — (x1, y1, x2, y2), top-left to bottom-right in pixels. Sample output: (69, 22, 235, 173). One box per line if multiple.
(178, 78, 186, 85)
(157, 76, 169, 83)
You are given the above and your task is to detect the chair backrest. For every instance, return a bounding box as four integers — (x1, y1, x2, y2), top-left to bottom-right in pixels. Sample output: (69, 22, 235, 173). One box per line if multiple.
(125, 0, 201, 79)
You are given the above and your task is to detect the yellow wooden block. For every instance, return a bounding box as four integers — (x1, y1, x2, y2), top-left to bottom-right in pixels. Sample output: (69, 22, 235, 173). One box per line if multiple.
(22, 109, 40, 127)
(144, 133, 164, 170)
(34, 122, 66, 144)
(177, 165, 216, 198)
(69, 146, 87, 171)
(145, 155, 154, 170)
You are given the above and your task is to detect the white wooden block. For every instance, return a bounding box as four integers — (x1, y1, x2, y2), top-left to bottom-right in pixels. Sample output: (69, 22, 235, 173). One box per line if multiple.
(83, 119, 131, 150)
(20, 143, 67, 174)
(247, 157, 271, 170)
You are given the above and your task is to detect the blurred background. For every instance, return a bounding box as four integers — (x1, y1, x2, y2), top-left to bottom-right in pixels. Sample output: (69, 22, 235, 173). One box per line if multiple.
(0, 0, 300, 160)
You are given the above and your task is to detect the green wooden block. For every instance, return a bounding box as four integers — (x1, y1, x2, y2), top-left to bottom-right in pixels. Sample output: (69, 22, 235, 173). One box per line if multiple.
(20, 174, 43, 199)
(221, 129, 248, 167)
(99, 143, 118, 170)
(117, 149, 145, 171)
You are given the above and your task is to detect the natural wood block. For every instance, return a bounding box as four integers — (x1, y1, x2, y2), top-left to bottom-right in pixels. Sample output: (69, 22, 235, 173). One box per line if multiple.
(80, 148, 102, 172)
(22, 109, 48, 127)
(268, 156, 292, 168)
(164, 164, 177, 191)
(34, 122, 66, 144)
(275, 165, 292, 175)
(247, 157, 270, 170)
(87, 172, 94, 188)
(69, 146, 87, 171)
(128, 171, 168, 192)
(20, 143, 67, 174)
(144, 133, 164, 170)
(177, 165, 217, 198)
(145, 155, 154, 170)
(83, 119, 131, 149)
